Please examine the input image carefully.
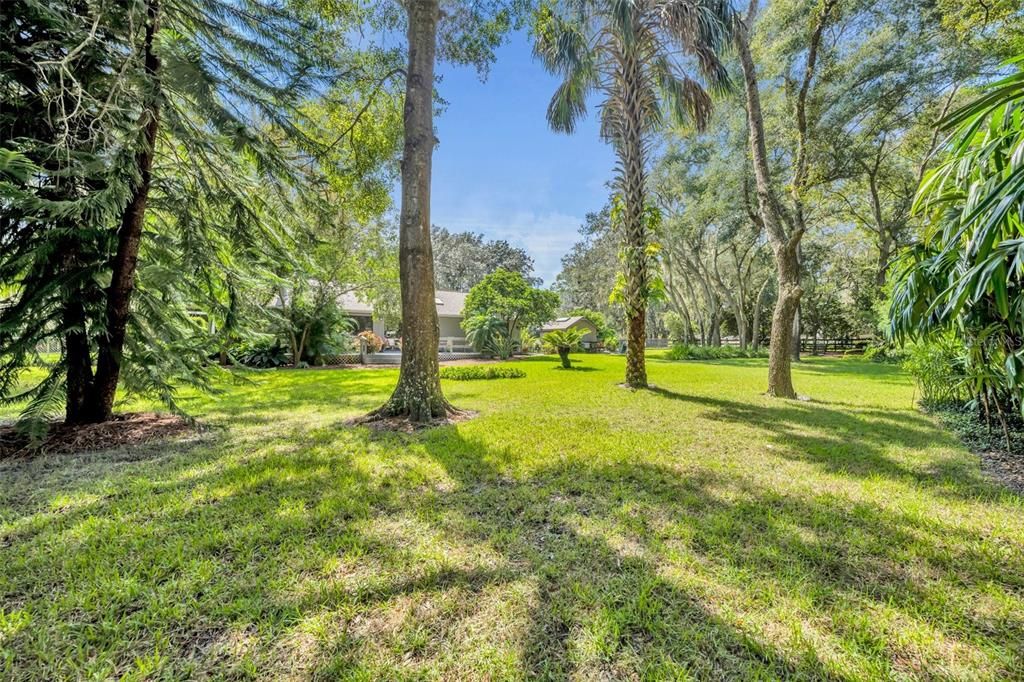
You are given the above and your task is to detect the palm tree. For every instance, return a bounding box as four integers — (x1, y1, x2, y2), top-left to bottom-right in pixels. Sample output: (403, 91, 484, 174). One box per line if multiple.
(543, 328, 585, 368)
(890, 65, 1024, 448)
(534, 0, 732, 388)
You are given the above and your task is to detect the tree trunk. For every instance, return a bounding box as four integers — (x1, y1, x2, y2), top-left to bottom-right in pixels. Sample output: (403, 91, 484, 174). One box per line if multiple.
(88, 0, 161, 422)
(64, 297, 94, 423)
(619, 46, 650, 389)
(790, 244, 802, 362)
(558, 347, 571, 369)
(767, 241, 801, 397)
(367, 0, 453, 422)
(876, 232, 892, 288)
(751, 276, 770, 351)
(791, 302, 801, 361)
(735, 2, 824, 398)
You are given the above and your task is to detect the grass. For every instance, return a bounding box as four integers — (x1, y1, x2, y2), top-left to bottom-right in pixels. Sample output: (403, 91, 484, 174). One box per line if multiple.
(1, 354, 1022, 680)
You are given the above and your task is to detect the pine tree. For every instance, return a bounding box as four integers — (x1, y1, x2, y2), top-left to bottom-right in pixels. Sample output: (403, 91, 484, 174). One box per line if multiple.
(1, 0, 399, 428)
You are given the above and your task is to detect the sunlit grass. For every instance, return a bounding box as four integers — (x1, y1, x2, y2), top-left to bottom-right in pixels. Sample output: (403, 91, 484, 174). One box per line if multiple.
(1, 355, 1022, 679)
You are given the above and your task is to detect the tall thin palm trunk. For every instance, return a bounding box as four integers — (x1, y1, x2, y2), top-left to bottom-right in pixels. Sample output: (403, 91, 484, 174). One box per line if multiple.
(620, 50, 650, 389)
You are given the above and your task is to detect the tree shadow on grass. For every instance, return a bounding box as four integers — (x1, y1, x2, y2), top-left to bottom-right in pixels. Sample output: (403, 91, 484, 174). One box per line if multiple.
(2, 409, 1022, 678)
(413, 426, 1024, 679)
(645, 386, 1007, 500)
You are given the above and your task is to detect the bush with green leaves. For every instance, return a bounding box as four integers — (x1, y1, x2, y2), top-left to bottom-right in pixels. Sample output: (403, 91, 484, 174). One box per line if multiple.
(890, 63, 1024, 436)
(662, 311, 689, 345)
(900, 336, 968, 407)
(862, 343, 910, 364)
(543, 329, 584, 368)
(519, 329, 542, 354)
(664, 344, 769, 361)
(463, 314, 516, 359)
(235, 338, 289, 369)
(439, 366, 526, 380)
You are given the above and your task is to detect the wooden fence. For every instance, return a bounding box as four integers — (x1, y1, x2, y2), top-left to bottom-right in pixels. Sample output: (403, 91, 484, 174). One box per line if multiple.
(646, 336, 873, 355)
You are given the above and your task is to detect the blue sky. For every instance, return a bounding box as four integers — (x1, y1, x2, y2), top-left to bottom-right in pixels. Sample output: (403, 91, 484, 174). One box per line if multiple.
(429, 31, 615, 285)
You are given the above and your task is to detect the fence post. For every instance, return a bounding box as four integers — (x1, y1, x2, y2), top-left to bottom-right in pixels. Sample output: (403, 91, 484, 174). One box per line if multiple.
(359, 337, 367, 365)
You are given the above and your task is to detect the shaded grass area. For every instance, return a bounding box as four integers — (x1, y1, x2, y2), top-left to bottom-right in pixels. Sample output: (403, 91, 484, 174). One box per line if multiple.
(1, 356, 1022, 679)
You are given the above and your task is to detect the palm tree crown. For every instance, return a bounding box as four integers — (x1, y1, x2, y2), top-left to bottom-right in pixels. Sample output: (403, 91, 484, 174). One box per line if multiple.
(534, 0, 733, 388)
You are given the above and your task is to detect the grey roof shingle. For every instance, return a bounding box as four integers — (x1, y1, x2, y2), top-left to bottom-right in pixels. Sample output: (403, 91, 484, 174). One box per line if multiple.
(540, 315, 595, 332)
(337, 289, 467, 318)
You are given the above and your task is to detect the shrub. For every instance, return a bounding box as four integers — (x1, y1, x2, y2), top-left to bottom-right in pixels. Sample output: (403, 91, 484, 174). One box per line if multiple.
(439, 366, 526, 380)
(664, 344, 768, 361)
(235, 337, 289, 368)
(464, 314, 515, 359)
(486, 333, 517, 360)
(356, 330, 384, 353)
(862, 342, 908, 364)
(930, 403, 1024, 455)
(901, 336, 967, 407)
(662, 311, 688, 344)
(519, 329, 541, 354)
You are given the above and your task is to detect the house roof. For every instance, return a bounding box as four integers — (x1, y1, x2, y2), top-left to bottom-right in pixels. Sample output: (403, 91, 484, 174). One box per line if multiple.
(433, 290, 468, 317)
(335, 290, 374, 316)
(541, 315, 595, 332)
(337, 288, 468, 318)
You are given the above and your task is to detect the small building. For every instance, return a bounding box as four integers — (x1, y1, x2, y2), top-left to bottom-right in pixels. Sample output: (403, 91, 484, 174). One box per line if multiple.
(541, 315, 601, 350)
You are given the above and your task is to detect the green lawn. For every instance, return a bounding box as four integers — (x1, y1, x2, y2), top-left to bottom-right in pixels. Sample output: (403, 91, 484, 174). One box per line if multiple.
(1, 355, 1022, 680)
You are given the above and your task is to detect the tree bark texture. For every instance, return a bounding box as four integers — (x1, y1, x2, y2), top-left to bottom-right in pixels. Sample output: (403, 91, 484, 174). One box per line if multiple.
(368, 0, 453, 422)
(735, 1, 831, 397)
(619, 48, 650, 389)
(87, 0, 161, 422)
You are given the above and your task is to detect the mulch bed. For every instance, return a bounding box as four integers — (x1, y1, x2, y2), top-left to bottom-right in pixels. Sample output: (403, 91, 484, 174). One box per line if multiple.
(0, 412, 195, 459)
(978, 449, 1024, 495)
(350, 409, 478, 434)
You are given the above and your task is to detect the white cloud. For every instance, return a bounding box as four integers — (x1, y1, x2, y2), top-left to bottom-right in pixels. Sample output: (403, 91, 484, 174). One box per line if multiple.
(433, 210, 583, 286)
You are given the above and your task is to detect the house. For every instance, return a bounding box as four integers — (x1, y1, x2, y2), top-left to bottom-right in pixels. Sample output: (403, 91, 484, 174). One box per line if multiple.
(337, 289, 469, 343)
(541, 315, 601, 350)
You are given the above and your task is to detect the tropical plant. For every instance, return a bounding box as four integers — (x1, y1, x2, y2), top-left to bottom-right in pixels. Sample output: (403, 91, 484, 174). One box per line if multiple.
(235, 338, 290, 369)
(900, 337, 968, 407)
(487, 333, 519, 360)
(520, 328, 542, 354)
(275, 284, 355, 366)
(534, 0, 733, 388)
(890, 61, 1024, 446)
(463, 314, 508, 357)
(543, 328, 585, 369)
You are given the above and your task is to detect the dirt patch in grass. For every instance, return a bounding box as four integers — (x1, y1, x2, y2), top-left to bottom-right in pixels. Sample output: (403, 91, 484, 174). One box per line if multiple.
(0, 412, 195, 458)
(350, 409, 479, 434)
